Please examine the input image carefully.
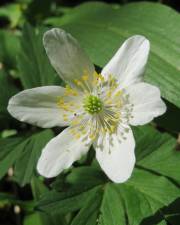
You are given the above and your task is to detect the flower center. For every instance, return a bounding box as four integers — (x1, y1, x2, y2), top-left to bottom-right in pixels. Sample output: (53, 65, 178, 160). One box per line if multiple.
(83, 95, 103, 114)
(57, 72, 134, 141)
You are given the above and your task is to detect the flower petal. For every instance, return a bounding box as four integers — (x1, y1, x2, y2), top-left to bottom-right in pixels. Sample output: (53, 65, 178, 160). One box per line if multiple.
(94, 126, 135, 183)
(8, 86, 82, 128)
(102, 35, 150, 88)
(37, 127, 92, 178)
(43, 28, 95, 86)
(126, 82, 166, 125)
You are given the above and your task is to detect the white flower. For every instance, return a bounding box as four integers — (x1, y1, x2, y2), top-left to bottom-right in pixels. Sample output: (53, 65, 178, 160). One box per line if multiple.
(7, 28, 166, 183)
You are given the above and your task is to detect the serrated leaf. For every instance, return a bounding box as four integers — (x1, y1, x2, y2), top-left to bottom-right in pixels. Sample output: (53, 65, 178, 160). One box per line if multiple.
(0, 130, 53, 185)
(37, 185, 102, 215)
(0, 137, 23, 178)
(14, 129, 54, 186)
(119, 169, 179, 225)
(37, 125, 180, 225)
(134, 126, 180, 183)
(50, 2, 180, 108)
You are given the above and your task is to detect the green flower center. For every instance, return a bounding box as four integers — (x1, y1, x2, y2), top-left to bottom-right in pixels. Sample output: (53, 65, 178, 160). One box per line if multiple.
(83, 95, 103, 114)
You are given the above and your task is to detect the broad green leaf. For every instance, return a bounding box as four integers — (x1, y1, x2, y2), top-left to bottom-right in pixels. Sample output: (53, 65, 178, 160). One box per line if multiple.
(134, 126, 180, 183)
(18, 24, 58, 89)
(49, 2, 180, 108)
(37, 125, 180, 225)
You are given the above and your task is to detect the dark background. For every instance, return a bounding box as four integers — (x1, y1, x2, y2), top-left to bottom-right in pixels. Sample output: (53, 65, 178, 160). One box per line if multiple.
(0, 0, 180, 11)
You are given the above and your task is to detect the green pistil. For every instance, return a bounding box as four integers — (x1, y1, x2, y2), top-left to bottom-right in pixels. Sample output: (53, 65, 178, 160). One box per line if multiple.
(83, 95, 103, 114)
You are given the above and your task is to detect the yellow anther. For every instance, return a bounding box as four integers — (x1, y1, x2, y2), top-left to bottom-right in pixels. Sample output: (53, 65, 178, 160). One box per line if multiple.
(81, 130, 87, 135)
(107, 90, 112, 98)
(89, 133, 96, 140)
(64, 84, 78, 96)
(74, 79, 82, 86)
(75, 133, 81, 139)
(69, 128, 76, 135)
(106, 100, 113, 105)
(71, 119, 80, 126)
(63, 114, 68, 121)
(115, 90, 122, 97)
(110, 125, 116, 133)
(82, 75, 88, 81)
(93, 71, 98, 78)
(98, 74, 104, 81)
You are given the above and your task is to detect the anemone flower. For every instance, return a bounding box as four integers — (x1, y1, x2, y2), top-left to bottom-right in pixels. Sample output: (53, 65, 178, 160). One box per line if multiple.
(8, 28, 166, 183)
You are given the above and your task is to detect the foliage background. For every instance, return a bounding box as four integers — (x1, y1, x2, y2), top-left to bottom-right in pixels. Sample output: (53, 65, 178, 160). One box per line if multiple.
(0, 0, 180, 225)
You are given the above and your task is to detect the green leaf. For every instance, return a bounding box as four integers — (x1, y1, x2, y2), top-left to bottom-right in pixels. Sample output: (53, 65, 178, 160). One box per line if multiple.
(0, 3, 23, 28)
(50, 2, 180, 108)
(0, 70, 18, 125)
(31, 177, 49, 201)
(72, 184, 126, 225)
(0, 30, 20, 68)
(134, 126, 180, 183)
(18, 23, 59, 89)
(14, 129, 54, 186)
(66, 166, 107, 189)
(119, 169, 179, 225)
(0, 130, 53, 185)
(37, 185, 102, 215)
(30, 177, 68, 225)
(24, 209, 67, 225)
(0, 137, 23, 178)
(71, 186, 103, 225)
(24, 213, 44, 225)
(37, 125, 180, 225)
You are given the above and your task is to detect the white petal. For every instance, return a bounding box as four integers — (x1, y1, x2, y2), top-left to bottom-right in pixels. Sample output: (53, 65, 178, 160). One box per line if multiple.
(43, 28, 95, 86)
(94, 126, 135, 183)
(126, 82, 166, 126)
(37, 127, 92, 178)
(8, 86, 82, 128)
(102, 35, 150, 88)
